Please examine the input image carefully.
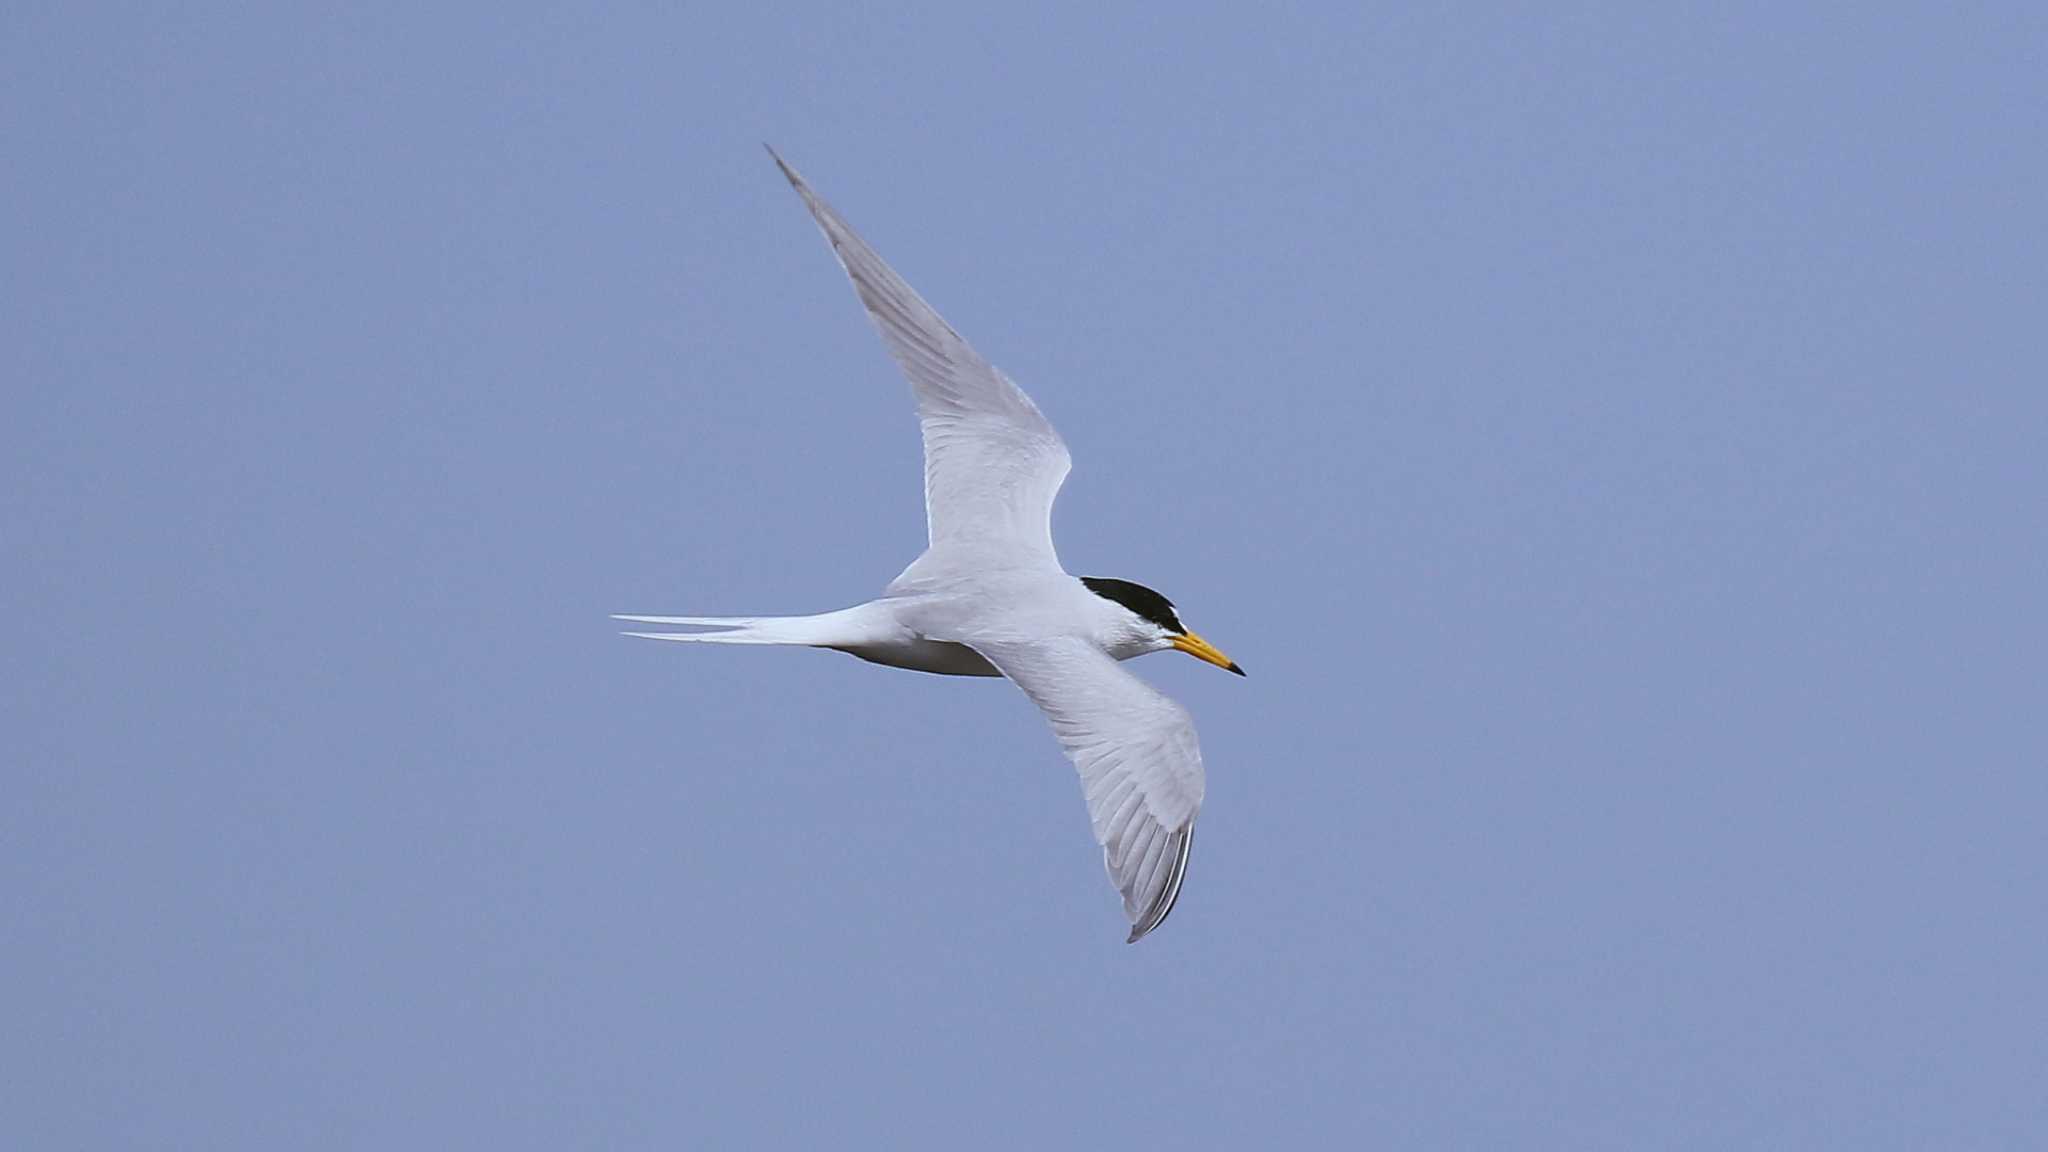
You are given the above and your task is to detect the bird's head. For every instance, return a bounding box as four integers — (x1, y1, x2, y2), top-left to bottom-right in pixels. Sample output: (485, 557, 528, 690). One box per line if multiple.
(1081, 577, 1244, 676)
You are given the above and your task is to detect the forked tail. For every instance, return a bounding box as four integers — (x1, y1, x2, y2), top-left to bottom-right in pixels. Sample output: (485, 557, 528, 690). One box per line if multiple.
(611, 610, 866, 647)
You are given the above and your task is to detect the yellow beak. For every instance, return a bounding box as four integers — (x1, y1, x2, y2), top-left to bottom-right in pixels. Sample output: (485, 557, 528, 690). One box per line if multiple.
(1171, 631, 1245, 676)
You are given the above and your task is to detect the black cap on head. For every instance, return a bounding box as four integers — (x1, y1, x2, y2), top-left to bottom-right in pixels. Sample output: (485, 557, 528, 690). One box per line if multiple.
(1081, 577, 1184, 634)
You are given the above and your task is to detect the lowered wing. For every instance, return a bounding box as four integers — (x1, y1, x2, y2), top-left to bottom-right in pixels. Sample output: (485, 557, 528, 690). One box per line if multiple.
(969, 636, 1206, 942)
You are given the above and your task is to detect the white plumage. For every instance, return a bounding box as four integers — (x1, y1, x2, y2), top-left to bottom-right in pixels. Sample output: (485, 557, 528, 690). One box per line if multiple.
(619, 148, 1241, 942)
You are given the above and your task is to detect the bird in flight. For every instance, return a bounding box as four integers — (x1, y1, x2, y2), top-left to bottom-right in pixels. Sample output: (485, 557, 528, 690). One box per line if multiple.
(619, 148, 1243, 942)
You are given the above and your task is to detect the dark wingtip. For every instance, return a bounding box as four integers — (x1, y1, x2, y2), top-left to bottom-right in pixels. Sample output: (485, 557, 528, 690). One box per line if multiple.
(1124, 826, 1193, 944)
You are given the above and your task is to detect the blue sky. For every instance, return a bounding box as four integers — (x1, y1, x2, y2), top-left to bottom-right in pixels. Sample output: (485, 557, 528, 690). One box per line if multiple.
(5, 5, 2045, 1147)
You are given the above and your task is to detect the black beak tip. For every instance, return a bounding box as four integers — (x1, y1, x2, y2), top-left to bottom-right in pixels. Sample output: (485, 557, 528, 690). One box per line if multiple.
(1227, 661, 1246, 677)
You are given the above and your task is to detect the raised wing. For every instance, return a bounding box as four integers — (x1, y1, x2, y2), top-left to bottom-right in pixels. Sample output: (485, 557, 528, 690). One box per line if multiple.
(969, 637, 1206, 942)
(768, 147, 1072, 572)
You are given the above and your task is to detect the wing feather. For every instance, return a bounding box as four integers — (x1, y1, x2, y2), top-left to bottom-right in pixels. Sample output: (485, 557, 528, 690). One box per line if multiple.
(969, 637, 1207, 943)
(767, 148, 1072, 572)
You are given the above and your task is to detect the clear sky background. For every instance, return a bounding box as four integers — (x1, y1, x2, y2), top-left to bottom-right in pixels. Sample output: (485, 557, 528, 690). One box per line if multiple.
(6, 5, 2045, 1148)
